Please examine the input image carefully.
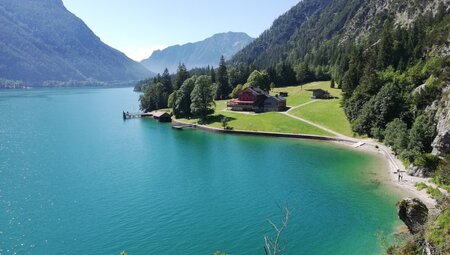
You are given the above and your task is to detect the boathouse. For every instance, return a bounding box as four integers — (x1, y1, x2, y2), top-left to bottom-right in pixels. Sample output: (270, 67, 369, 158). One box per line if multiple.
(152, 111, 172, 122)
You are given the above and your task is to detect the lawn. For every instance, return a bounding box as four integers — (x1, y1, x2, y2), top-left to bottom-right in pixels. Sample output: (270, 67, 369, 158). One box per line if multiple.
(289, 98, 354, 137)
(214, 100, 228, 111)
(208, 112, 334, 136)
(272, 81, 341, 107)
(175, 81, 354, 137)
(177, 111, 334, 137)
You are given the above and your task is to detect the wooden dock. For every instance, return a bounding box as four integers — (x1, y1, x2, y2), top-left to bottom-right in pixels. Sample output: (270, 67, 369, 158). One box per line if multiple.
(123, 111, 153, 119)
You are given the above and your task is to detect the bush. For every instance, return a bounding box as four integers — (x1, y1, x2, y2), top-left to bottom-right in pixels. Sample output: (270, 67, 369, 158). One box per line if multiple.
(425, 208, 450, 253)
(408, 114, 437, 153)
(415, 182, 428, 191)
(432, 154, 450, 191)
(400, 149, 421, 163)
(413, 154, 440, 170)
(426, 186, 443, 200)
(384, 118, 408, 154)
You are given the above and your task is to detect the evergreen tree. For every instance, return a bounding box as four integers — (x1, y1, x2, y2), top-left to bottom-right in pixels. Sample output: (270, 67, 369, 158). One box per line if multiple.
(376, 20, 394, 69)
(210, 67, 216, 83)
(277, 62, 297, 86)
(215, 56, 231, 99)
(174, 63, 189, 91)
(294, 63, 312, 85)
(161, 68, 173, 94)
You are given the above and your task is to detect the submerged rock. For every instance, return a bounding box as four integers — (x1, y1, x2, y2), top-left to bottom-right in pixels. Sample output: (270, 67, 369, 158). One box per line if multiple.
(397, 198, 429, 234)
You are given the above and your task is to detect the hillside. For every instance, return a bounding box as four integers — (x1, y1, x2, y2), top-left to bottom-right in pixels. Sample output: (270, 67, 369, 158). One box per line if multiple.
(232, 0, 449, 68)
(0, 0, 151, 87)
(140, 32, 254, 74)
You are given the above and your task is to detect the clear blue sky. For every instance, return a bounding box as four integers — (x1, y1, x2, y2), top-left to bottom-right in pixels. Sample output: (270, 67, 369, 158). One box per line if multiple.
(62, 0, 299, 61)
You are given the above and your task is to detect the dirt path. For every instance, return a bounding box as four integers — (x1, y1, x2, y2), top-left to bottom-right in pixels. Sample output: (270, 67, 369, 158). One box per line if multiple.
(282, 111, 351, 140)
(286, 100, 319, 112)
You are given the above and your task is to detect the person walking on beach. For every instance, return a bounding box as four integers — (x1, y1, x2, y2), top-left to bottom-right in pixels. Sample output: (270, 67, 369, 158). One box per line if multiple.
(397, 169, 401, 182)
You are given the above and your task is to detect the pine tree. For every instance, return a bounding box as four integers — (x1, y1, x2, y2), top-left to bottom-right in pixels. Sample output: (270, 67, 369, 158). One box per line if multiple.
(215, 56, 231, 99)
(174, 63, 189, 91)
(161, 68, 173, 94)
(210, 67, 216, 83)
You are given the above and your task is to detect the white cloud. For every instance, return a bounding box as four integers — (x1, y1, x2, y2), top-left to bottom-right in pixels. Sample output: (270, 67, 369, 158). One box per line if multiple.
(119, 45, 168, 62)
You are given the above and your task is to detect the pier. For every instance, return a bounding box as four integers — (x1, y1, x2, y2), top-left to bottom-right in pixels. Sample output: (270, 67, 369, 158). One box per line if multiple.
(123, 111, 153, 119)
(123, 111, 172, 122)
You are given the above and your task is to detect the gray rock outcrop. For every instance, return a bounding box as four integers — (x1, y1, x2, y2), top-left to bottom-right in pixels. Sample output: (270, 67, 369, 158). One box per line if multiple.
(431, 85, 450, 156)
(397, 198, 429, 234)
(407, 164, 429, 177)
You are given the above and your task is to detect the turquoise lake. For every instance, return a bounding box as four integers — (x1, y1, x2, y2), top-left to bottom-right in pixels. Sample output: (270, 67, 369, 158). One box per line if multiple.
(0, 87, 402, 255)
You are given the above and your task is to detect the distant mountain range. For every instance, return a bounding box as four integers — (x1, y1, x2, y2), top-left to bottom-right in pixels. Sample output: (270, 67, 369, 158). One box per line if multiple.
(0, 0, 151, 87)
(140, 32, 254, 74)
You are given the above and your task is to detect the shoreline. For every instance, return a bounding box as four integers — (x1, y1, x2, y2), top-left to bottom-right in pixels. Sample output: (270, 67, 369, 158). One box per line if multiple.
(172, 119, 438, 210)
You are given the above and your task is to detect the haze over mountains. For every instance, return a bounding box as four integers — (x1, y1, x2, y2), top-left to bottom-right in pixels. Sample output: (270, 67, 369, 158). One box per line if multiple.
(0, 0, 151, 87)
(140, 32, 254, 74)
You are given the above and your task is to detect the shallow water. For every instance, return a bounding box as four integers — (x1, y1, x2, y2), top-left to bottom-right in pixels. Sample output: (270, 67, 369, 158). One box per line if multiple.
(0, 87, 401, 255)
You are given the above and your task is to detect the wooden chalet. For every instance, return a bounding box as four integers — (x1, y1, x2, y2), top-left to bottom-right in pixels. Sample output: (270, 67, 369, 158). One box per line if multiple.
(227, 87, 286, 112)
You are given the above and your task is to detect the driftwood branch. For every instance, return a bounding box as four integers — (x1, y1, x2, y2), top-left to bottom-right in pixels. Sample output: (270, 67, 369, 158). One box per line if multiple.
(264, 206, 290, 255)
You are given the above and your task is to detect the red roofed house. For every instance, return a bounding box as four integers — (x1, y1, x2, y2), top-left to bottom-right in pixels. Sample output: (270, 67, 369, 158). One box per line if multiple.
(227, 87, 286, 112)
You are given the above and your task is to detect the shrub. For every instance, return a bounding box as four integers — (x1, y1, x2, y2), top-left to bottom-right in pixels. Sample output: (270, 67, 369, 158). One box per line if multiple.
(413, 154, 440, 171)
(425, 209, 450, 253)
(426, 186, 442, 200)
(415, 182, 428, 191)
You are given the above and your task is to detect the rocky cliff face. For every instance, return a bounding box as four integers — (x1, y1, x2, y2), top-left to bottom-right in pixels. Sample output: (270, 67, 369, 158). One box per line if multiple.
(397, 198, 429, 234)
(431, 85, 450, 156)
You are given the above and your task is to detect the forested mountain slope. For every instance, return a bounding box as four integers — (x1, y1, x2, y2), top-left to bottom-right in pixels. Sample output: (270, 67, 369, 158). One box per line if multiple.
(232, 0, 448, 68)
(0, 0, 150, 87)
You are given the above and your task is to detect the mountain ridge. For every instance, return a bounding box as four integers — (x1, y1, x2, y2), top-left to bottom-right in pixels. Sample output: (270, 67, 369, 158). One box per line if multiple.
(0, 0, 151, 87)
(140, 32, 254, 74)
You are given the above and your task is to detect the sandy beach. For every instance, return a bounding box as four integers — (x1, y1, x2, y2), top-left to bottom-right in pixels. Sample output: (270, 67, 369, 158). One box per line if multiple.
(337, 140, 442, 211)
